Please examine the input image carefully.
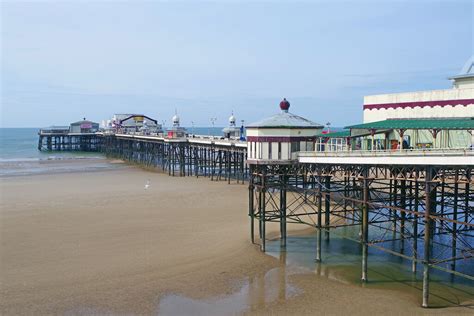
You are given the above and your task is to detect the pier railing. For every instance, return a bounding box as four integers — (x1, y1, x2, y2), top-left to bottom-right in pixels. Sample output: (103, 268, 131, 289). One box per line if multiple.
(109, 133, 247, 147)
(299, 147, 474, 157)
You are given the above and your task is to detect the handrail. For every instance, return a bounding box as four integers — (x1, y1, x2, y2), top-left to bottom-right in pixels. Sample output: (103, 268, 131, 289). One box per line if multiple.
(298, 147, 473, 158)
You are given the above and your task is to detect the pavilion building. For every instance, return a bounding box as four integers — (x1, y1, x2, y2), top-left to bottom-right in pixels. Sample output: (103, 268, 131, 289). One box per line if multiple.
(222, 113, 244, 139)
(246, 98, 323, 163)
(69, 118, 99, 134)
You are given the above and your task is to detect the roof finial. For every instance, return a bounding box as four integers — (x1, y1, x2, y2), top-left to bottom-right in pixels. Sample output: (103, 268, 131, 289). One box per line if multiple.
(279, 98, 290, 112)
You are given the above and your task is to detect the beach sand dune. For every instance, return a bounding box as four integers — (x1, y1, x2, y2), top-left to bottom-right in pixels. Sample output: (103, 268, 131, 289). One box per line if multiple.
(0, 167, 471, 315)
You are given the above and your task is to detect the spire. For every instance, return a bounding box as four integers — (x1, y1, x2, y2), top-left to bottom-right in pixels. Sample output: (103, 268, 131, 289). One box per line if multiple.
(172, 109, 180, 127)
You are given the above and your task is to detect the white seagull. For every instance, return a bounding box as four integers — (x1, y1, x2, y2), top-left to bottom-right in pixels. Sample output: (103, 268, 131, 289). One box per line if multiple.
(144, 179, 151, 190)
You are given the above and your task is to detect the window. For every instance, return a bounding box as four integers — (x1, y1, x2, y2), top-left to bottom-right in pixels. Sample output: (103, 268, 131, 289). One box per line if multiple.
(269, 142, 272, 159)
(278, 142, 282, 159)
(291, 141, 300, 153)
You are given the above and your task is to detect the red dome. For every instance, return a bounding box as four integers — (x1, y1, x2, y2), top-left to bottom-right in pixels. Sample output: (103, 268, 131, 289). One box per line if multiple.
(280, 98, 290, 111)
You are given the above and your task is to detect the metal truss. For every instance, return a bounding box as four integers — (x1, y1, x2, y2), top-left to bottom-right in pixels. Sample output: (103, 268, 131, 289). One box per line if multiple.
(248, 163, 473, 307)
(100, 135, 248, 183)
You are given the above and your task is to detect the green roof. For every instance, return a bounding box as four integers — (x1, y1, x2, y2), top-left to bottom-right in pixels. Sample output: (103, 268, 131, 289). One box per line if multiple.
(345, 118, 474, 130)
(315, 130, 351, 138)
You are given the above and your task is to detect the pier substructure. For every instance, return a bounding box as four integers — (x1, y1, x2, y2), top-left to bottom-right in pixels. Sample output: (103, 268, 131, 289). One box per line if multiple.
(100, 134, 248, 182)
(248, 161, 473, 307)
(38, 133, 100, 151)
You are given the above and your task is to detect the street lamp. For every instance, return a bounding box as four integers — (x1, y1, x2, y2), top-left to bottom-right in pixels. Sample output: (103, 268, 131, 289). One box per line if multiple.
(209, 117, 217, 138)
(191, 121, 195, 135)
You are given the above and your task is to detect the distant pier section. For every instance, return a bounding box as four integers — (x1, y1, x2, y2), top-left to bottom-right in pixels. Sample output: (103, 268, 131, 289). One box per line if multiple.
(38, 119, 100, 151)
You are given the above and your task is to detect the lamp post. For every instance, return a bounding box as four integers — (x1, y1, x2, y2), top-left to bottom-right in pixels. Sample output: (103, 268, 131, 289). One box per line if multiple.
(191, 121, 195, 135)
(209, 117, 217, 138)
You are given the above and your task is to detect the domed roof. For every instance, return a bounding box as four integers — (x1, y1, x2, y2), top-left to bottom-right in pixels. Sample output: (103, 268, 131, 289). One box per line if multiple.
(229, 113, 236, 126)
(247, 99, 323, 129)
(247, 112, 323, 129)
(172, 114, 180, 123)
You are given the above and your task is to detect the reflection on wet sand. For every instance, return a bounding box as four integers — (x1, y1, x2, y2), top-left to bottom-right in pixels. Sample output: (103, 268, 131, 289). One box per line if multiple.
(157, 252, 301, 315)
(267, 233, 474, 309)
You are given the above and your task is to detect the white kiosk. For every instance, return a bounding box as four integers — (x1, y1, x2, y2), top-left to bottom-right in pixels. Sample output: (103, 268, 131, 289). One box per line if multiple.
(167, 112, 187, 139)
(222, 113, 243, 139)
(246, 98, 323, 163)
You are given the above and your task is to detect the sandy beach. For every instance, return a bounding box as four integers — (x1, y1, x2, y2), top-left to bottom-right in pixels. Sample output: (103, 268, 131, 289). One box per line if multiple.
(0, 164, 472, 315)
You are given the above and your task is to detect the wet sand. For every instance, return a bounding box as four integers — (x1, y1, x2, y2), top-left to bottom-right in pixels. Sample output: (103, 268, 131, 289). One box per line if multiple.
(0, 165, 472, 315)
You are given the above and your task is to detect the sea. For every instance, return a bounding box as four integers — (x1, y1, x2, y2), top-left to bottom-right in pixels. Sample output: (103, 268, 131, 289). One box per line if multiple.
(0, 127, 224, 177)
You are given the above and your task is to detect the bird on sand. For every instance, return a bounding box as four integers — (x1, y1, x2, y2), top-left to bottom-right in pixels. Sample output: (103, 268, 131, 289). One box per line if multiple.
(144, 179, 151, 190)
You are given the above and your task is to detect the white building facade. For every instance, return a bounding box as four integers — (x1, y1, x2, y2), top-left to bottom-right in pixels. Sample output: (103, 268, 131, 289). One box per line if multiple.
(354, 57, 474, 150)
(363, 57, 474, 123)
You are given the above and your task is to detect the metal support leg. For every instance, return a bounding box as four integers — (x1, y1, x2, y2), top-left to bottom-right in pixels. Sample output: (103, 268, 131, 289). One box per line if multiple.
(249, 183, 255, 244)
(316, 180, 323, 262)
(412, 177, 419, 273)
(451, 171, 458, 271)
(261, 188, 266, 252)
(280, 175, 287, 247)
(422, 166, 434, 308)
(324, 176, 331, 241)
(361, 168, 369, 282)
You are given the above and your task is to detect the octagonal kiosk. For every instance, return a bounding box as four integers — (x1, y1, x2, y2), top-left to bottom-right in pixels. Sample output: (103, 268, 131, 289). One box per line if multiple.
(246, 98, 323, 164)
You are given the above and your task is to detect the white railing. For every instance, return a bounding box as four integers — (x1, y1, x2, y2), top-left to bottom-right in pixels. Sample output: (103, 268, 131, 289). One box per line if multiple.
(107, 132, 247, 147)
(299, 147, 474, 158)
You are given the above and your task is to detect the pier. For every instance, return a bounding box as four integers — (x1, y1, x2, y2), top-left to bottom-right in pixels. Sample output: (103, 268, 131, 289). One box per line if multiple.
(36, 93, 473, 307)
(100, 133, 248, 182)
(248, 149, 473, 307)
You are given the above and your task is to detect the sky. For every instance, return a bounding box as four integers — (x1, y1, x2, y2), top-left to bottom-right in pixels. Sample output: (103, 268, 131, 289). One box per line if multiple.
(1, 0, 472, 128)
